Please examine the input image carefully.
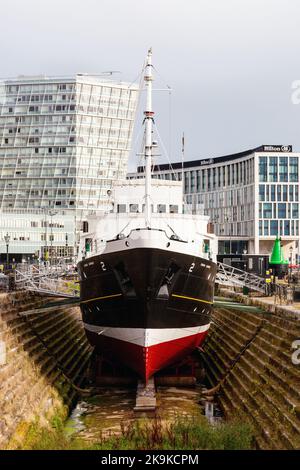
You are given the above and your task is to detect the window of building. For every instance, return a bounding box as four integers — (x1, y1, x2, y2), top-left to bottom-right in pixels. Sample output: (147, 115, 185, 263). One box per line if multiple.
(212, 168, 216, 189)
(282, 185, 288, 201)
(263, 203, 272, 218)
(259, 185, 265, 201)
(292, 203, 299, 218)
(289, 157, 298, 182)
(270, 220, 278, 236)
(259, 220, 262, 236)
(226, 165, 230, 186)
(268, 157, 278, 182)
(264, 220, 269, 236)
(202, 170, 205, 190)
(207, 168, 211, 191)
(191, 171, 196, 192)
(277, 185, 281, 201)
(278, 203, 286, 218)
(279, 157, 288, 182)
(184, 172, 189, 193)
(279, 220, 283, 236)
(289, 185, 294, 201)
(196, 170, 201, 191)
(259, 157, 267, 182)
(284, 220, 290, 236)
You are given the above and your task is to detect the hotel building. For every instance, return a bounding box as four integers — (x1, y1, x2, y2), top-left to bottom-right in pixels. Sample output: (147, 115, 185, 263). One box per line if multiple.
(129, 145, 300, 263)
(0, 74, 139, 262)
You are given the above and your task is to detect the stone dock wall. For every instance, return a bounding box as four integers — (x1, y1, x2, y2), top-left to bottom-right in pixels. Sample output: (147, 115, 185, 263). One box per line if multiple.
(203, 289, 300, 449)
(0, 291, 92, 449)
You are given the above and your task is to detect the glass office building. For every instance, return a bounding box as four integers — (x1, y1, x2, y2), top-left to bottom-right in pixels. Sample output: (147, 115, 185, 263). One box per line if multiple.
(129, 145, 300, 262)
(0, 75, 139, 261)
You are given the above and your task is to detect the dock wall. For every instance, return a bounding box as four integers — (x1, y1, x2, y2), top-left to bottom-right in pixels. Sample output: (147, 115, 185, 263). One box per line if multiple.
(203, 289, 300, 449)
(0, 291, 92, 449)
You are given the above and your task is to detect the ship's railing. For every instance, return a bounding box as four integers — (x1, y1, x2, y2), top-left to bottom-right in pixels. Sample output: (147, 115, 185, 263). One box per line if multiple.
(216, 262, 266, 293)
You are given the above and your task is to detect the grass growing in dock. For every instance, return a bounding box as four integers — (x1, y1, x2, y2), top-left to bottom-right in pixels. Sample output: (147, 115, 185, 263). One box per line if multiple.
(20, 415, 254, 450)
(90, 416, 254, 450)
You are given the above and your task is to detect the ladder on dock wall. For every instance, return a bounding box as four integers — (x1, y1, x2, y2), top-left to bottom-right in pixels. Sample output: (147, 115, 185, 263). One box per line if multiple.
(14, 261, 266, 298)
(216, 262, 266, 293)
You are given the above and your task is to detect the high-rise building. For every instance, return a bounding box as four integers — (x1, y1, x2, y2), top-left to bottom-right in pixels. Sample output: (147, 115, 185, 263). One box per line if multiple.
(0, 74, 139, 262)
(128, 145, 300, 263)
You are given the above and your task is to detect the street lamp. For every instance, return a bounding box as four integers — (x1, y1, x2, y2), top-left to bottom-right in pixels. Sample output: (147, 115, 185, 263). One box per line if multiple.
(65, 233, 69, 260)
(49, 209, 57, 265)
(44, 208, 48, 263)
(4, 233, 10, 270)
(225, 216, 232, 254)
(289, 245, 293, 284)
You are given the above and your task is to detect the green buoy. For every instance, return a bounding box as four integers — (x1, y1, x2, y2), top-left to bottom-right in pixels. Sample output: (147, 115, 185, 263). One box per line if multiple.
(269, 236, 288, 277)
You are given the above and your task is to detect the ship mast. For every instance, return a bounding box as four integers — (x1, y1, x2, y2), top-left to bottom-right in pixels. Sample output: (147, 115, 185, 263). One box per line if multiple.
(144, 48, 154, 228)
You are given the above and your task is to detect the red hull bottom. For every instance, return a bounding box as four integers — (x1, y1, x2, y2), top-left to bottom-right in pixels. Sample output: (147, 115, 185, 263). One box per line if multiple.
(85, 330, 208, 382)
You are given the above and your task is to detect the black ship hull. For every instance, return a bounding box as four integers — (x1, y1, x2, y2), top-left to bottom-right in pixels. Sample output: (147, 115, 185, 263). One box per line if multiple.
(78, 242, 216, 381)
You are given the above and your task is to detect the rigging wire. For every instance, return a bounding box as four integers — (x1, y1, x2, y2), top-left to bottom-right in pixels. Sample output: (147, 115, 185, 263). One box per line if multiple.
(152, 122, 176, 178)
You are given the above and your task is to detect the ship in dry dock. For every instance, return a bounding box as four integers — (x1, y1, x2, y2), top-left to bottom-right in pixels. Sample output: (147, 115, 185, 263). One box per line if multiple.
(77, 49, 218, 381)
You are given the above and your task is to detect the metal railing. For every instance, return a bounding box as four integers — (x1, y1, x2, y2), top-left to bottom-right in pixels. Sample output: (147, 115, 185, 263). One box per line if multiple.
(216, 262, 266, 293)
(14, 262, 79, 298)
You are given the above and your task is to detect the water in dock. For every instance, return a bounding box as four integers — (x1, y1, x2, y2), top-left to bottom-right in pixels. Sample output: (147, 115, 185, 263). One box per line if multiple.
(64, 385, 205, 444)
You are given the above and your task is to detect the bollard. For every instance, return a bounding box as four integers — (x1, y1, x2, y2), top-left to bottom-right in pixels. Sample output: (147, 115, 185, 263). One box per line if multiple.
(286, 287, 294, 305)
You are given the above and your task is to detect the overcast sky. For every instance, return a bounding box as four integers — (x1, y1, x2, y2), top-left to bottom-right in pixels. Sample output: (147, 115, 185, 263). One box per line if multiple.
(1, 0, 299, 169)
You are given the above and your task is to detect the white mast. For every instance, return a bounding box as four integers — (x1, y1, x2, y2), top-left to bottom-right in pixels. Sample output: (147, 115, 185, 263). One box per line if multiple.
(144, 48, 154, 228)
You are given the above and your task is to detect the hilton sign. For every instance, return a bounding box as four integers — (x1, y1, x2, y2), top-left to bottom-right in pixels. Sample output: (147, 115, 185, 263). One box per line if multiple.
(262, 145, 292, 153)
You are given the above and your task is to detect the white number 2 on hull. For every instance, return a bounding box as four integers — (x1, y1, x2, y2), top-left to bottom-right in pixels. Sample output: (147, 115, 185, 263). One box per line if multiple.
(189, 262, 195, 273)
(100, 261, 107, 271)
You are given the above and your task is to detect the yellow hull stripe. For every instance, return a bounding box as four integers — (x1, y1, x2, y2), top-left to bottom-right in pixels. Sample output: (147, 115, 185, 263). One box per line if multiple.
(81, 293, 122, 304)
(172, 294, 213, 305)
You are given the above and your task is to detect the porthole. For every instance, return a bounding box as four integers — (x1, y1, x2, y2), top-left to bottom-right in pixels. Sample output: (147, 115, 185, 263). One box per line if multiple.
(166, 242, 170, 247)
(125, 241, 129, 247)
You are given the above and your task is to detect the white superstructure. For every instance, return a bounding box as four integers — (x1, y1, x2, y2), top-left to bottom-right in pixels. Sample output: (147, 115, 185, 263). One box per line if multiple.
(79, 178, 217, 261)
